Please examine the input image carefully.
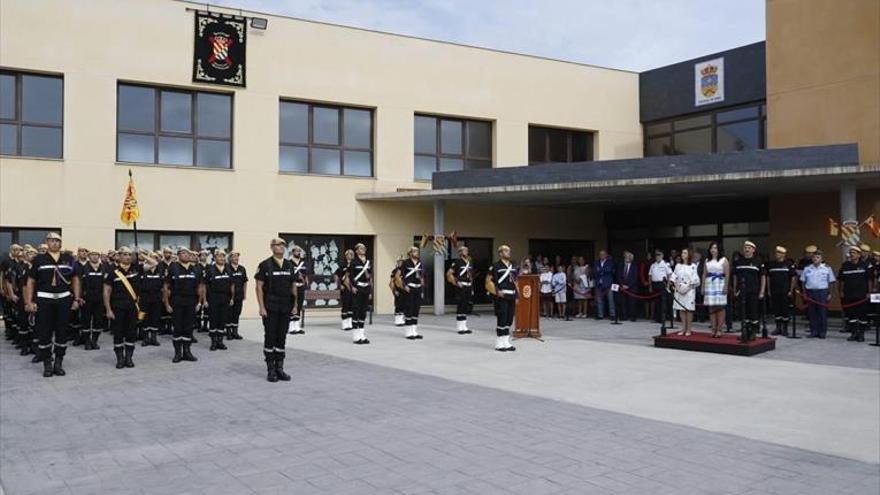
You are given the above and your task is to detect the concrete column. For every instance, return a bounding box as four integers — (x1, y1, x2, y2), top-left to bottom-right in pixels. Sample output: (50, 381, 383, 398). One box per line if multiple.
(433, 200, 445, 315)
(840, 183, 857, 258)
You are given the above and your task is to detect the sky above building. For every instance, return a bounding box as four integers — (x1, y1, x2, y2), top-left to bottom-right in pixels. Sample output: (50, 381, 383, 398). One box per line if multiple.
(209, 0, 765, 72)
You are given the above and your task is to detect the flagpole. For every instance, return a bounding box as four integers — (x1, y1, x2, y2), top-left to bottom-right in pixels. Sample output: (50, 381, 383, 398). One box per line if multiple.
(129, 169, 140, 268)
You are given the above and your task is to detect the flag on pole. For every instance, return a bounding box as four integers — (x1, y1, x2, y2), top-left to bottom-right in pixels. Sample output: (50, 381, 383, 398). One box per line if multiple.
(865, 214, 880, 238)
(120, 170, 140, 226)
(827, 217, 839, 237)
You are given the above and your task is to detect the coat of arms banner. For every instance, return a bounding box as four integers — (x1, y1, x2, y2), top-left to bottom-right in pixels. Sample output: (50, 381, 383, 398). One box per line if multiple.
(193, 11, 246, 87)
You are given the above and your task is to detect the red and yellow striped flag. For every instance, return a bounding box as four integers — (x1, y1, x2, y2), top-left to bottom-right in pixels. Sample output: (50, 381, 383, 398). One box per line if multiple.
(120, 171, 140, 226)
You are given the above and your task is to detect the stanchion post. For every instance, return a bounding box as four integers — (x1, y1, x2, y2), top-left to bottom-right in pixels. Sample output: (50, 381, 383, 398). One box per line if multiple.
(760, 296, 768, 339)
(611, 289, 621, 325)
(659, 289, 667, 337)
(871, 311, 880, 347)
(788, 300, 800, 339)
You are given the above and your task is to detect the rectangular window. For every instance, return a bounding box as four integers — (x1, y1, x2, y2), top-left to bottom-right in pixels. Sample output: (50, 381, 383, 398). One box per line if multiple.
(278, 234, 374, 307)
(643, 102, 766, 157)
(114, 230, 232, 262)
(414, 115, 491, 180)
(117, 83, 232, 168)
(0, 227, 62, 256)
(528, 125, 594, 165)
(0, 71, 63, 158)
(279, 100, 373, 177)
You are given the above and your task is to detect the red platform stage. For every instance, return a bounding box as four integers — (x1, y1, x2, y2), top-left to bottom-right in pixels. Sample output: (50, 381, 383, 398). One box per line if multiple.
(653, 331, 775, 356)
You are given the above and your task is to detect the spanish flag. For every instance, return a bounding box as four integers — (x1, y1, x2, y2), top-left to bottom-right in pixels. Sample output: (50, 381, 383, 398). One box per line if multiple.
(827, 217, 839, 237)
(120, 170, 140, 226)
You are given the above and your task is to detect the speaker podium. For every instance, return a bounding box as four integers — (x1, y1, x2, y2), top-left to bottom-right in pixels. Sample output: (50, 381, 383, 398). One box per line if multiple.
(514, 274, 542, 339)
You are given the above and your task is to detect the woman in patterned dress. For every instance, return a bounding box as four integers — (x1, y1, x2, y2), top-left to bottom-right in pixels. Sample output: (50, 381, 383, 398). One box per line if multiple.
(702, 242, 730, 338)
(670, 248, 700, 337)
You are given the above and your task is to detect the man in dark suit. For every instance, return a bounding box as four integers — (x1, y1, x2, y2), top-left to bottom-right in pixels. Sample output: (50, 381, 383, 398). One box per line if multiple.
(617, 251, 639, 322)
(593, 250, 616, 320)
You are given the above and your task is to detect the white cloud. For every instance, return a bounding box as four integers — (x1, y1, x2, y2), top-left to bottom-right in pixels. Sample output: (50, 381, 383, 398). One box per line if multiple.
(210, 0, 765, 71)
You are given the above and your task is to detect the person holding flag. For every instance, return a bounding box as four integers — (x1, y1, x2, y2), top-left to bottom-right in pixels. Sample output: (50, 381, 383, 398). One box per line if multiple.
(103, 246, 157, 369)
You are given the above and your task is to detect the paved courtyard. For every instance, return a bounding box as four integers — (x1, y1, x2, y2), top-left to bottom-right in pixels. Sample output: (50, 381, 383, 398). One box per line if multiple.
(1, 313, 878, 495)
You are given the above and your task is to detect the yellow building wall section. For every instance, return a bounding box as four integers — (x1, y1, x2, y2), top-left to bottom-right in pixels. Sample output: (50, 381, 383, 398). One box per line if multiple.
(0, 0, 636, 315)
(766, 0, 880, 163)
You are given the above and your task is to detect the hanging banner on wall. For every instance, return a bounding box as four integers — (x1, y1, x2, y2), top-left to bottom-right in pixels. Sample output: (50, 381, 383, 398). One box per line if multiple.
(694, 57, 724, 106)
(193, 11, 247, 87)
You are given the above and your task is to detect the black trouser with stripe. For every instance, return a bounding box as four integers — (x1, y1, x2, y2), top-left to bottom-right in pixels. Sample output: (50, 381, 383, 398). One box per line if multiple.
(208, 295, 230, 334)
(80, 299, 105, 334)
(494, 296, 515, 336)
(110, 303, 138, 348)
(172, 301, 196, 343)
(35, 296, 71, 358)
(140, 299, 161, 333)
(340, 289, 352, 324)
(291, 285, 305, 325)
(770, 291, 790, 323)
(393, 291, 404, 321)
(456, 285, 473, 321)
(352, 288, 370, 329)
(262, 308, 289, 362)
(229, 297, 243, 330)
(404, 286, 422, 327)
(843, 296, 868, 328)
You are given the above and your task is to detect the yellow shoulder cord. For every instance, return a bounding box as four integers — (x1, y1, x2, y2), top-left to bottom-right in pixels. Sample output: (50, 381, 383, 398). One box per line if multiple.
(114, 268, 145, 320)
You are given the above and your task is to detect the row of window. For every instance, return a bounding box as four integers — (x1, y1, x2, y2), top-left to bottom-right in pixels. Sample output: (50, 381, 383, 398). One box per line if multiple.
(1, 69, 597, 179)
(643, 103, 767, 156)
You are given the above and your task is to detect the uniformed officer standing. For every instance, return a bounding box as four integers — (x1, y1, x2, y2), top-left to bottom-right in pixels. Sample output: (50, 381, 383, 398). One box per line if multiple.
(2, 245, 23, 347)
(158, 247, 174, 334)
(288, 245, 308, 335)
(140, 251, 163, 347)
(69, 247, 90, 346)
(336, 249, 354, 332)
(447, 245, 474, 335)
(227, 251, 247, 341)
(79, 249, 107, 351)
(800, 249, 836, 338)
(389, 257, 405, 328)
(204, 249, 235, 351)
(196, 250, 211, 334)
(485, 245, 517, 352)
(163, 248, 206, 363)
(839, 245, 871, 342)
(764, 246, 797, 336)
(254, 238, 296, 382)
(731, 240, 765, 343)
(104, 247, 156, 369)
(796, 245, 817, 285)
(399, 246, 424, 341)
(346, 243, 372, 345)
(23, 232, 82, 377)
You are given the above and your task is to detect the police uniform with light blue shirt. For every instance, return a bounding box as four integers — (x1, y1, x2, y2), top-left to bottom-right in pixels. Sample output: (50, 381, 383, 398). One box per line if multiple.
(800, 249, 836, 339)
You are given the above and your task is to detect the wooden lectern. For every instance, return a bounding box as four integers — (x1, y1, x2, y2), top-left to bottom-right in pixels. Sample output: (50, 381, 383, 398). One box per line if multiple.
(514, 274, 541, 339)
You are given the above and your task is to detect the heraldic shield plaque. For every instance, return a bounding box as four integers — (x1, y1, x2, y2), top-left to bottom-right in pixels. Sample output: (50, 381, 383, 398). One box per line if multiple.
(193, 11, 247, 87)
(514, 274, 541, 338)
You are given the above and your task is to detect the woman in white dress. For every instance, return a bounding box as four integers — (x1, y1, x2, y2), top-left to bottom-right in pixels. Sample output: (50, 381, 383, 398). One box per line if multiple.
(669, 248, 700, 336)
(701, 242, 729, 338)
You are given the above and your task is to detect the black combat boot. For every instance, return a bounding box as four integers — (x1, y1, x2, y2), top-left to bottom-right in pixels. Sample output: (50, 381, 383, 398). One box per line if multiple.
(83, 330, 93, 350)
(114, 347, 125, 369)
(124, 346, 135, 368)
(91, 330, 100, 350)
(847, 321, 858, 341)
(226, 326, 234, 341)
(182, 342, 198, 362)
(52, 353, 66, 376)
(216, 333, 227, 350)
(172, 340, 183, 363)
(150, 330, 160, 346)
(275, 355, 291, 382)
(266, 356, 277, 382)
(42, 355, 54, 377)
(209, 333, 218, 351)
(233, 326, 243, 340)
(857, 324, 866, 342)
(142, 330, 150, 347)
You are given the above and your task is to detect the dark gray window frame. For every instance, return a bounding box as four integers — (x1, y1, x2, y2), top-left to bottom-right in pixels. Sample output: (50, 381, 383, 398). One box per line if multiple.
(643, 101, 767, 156)
(278, 99, 374, 177)
(414, 114, 493, 180)
(0, 69, 64, 159)
(528, 125, 594, 164)
(116, 82, 234, 169)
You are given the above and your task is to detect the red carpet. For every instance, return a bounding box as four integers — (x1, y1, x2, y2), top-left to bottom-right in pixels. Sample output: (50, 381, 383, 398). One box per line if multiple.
(653, 330, 776, 356)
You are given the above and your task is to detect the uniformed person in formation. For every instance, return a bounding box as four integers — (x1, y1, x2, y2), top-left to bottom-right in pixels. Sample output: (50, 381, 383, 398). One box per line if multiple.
(839, 245, 871, 342)
(336, 249, 354, 332)
(204, 249, 235, 351)
(158, 247, 174, 334)
(140, 251, 163, 347)
(288, 245, 309, 335)
(389, 257, 405, 327)
(447, 245, 474, 335)
(196, 250, 211, 334)
(227, 251, 247, 341)
(4, 245, 29, 355)
(254, 238, 295, 382)
(70, 247, 90, 346)
(163, 247, 205, 363)
(485, 245, 517, 352)
(78, 249, 107, 351)
(346, 243, 372, 344)
(104, 246, 156, 369)
(763, 246, 797, 336)
(23, 232, 82, 377)
(2, 245, 22, 349)
(399, 246, 424, 340)
(870, 249, 880, 330)
(731, 241, 765, 343)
